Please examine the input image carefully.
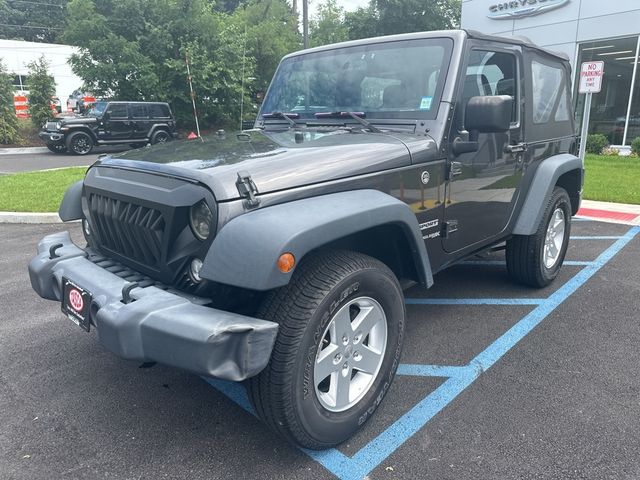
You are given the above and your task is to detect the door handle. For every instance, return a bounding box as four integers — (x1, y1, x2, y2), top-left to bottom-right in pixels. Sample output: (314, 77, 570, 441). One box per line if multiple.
(504, 143, 527, 154)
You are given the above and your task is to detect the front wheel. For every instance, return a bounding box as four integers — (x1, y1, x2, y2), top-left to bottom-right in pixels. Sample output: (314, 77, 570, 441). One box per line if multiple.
(66, 131, 93, 155)
(506, 186, 571, 287)
(248, 250, 405, 449)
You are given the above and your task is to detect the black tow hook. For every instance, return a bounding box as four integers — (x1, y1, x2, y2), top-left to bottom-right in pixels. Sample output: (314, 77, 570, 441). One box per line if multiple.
(49, 243, 64, 259)
(121, 282, 139, 304)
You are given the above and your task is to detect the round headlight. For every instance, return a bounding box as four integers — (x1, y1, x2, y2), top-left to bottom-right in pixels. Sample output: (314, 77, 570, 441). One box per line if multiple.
(55, 121, 62, 130)
(190, 200, 212, 241)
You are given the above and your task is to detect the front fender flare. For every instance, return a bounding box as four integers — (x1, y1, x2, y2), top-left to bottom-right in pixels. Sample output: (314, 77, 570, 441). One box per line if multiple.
(58, 180, 84, 221)
(513, 153, 583, 235)
(201, 190, 433, 291)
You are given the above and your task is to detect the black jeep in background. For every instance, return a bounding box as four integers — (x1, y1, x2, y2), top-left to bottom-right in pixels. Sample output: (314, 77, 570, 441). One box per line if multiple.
(39, 101, 177, 155)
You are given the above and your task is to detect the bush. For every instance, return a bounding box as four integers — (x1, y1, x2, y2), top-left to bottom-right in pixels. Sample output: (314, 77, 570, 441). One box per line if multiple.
(26, 56, 56, 129)
(632, 137, 640, 156)
(0, 59, 19, 144)
(585, 134, 609, 155)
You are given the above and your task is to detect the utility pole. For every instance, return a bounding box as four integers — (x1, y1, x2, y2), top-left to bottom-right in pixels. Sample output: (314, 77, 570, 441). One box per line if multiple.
(302, 0, 308, 49)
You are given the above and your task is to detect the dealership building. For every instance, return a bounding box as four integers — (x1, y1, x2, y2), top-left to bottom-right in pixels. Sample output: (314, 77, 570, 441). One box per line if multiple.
(461, 0, 640, 151)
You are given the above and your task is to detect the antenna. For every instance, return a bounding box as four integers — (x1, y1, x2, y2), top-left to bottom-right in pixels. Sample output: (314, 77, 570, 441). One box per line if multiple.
(240, 26, 247, 131)
(185, 51, 202, 140)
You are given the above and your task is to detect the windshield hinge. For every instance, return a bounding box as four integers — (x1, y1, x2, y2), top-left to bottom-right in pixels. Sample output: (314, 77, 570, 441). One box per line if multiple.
(236, 170, 260, 208)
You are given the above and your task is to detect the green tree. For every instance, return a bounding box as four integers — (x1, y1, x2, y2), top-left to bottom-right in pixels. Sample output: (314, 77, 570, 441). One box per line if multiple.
(231, 0, 301, 95)
(26, 56, 56, 128)
(62, 0, 257, 128)
(309, 0, 349, 48)
(0, 0, 68, 43)
(345, 0, 461, 40)
(0, 59, 19, 144)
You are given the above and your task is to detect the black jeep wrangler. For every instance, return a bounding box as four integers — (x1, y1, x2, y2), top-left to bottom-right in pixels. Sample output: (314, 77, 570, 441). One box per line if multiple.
(29, 30, 582, 449)
(39, 101, 177, 155)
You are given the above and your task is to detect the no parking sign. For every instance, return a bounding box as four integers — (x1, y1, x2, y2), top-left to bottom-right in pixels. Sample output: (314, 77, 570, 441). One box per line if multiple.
(579, 61, 604, 94)
(578, 60, 605, 161)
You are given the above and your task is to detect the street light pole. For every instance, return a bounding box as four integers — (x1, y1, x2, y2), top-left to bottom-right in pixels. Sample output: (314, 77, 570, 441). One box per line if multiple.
(302, 0, 308, 49)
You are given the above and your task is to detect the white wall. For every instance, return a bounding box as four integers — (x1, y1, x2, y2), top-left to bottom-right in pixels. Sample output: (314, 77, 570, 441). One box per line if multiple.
(0, 39, 82, 103)
(461, 0, 640, 68)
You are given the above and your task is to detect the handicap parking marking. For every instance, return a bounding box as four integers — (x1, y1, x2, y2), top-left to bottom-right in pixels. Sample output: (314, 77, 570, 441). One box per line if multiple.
(205, 225, 639, 480)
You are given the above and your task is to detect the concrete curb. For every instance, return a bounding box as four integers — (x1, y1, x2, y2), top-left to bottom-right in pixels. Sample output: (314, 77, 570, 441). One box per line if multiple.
(0, 212, 62, 223)
(0, 147, 48, 155)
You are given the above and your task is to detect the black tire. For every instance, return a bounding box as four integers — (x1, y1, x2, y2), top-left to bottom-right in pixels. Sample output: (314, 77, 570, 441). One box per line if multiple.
(506, 186, 571, 287)
(65, 131, 93, 155)
(247, 250, 405, 449)
(150, 129, 170, 145)
(46, 144, 67, 153)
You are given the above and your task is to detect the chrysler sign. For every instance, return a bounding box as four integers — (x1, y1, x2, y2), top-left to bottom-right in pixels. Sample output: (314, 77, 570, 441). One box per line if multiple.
(488, 0, 570, 19)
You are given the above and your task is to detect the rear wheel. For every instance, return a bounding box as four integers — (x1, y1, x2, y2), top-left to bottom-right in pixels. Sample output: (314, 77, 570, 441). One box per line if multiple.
(66, 131, 93, 155)
(247, 250, 405, 449)
(506, 186, 571, 287)
(46, 144, 66, 153)
(150, 129, 170, 144)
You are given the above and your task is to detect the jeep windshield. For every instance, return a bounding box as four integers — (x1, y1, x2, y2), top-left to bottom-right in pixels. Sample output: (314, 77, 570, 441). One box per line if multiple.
(85, 101, 107, 117)
(260, 37, 453, 125)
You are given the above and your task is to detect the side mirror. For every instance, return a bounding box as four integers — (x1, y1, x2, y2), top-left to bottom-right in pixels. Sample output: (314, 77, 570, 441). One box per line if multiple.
(452, 95, 513, 156)
(465, 95, 513, 133)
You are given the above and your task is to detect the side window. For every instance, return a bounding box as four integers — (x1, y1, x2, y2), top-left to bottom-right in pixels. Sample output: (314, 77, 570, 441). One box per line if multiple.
(130, 104, 147, 119)
(106, 104, 128, 119)
(148, 104, 170, 118)
(531, 60, 565, 124)
(462, 50, 518, 124)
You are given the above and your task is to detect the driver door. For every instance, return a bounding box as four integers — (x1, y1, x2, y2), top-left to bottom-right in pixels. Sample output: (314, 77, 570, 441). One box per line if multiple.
(442, 46, 525, 253)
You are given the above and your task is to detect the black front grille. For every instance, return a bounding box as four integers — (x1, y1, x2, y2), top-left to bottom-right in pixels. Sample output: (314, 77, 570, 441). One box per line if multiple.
(88, 193, 166, 269)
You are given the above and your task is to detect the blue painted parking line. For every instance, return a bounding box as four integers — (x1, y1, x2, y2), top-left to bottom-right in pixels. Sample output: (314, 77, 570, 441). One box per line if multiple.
(570, 236, 623, 240)
(205, 225, 639, 480)
(405, 298, 544, 305)
(397, 364, 478, 379)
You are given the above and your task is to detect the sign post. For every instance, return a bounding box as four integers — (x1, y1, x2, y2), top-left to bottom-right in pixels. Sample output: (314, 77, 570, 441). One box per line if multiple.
(578, 61, 604, 162)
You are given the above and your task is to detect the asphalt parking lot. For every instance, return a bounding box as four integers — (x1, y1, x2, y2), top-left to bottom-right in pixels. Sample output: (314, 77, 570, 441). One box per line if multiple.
(1, 219, 639, 480)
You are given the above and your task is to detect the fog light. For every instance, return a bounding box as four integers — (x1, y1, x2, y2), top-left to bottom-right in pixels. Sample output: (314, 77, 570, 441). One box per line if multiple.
(189, 258, 203, 283)
(82, 218, 91, 236)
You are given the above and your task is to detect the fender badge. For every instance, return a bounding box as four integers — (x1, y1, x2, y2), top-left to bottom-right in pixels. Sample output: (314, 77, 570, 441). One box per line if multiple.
(421, 171, 430, 185)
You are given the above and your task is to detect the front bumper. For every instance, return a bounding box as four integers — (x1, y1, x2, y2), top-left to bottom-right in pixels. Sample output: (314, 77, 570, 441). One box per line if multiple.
(28, 232, 278, 381)
(39, 131, 64, 144)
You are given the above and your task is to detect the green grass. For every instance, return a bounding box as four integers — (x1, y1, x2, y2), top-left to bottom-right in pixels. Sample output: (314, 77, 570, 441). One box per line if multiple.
(0, 167, 86, 212)
(584, 154, 640, 204)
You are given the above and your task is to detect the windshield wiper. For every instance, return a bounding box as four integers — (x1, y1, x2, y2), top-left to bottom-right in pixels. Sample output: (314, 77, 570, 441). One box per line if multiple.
(262, 111, 299, 128)
(314, 111, 382, 133)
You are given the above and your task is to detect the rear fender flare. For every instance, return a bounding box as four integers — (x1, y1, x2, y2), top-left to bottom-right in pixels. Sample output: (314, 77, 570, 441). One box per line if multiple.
(513, 153, 583, 235)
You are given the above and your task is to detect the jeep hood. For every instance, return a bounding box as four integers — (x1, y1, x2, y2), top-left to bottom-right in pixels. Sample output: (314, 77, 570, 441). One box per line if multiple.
(60, 116, 98, 125)
(95, 129, 437, 201)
